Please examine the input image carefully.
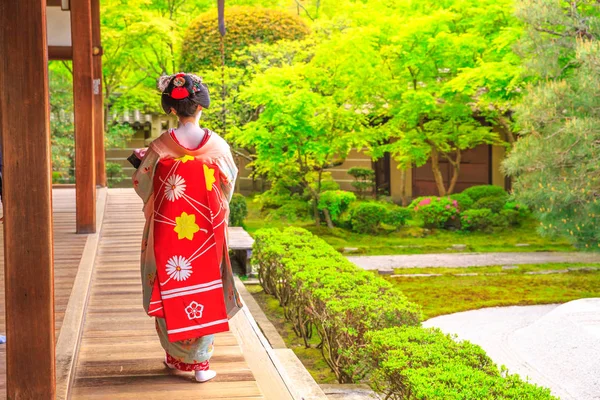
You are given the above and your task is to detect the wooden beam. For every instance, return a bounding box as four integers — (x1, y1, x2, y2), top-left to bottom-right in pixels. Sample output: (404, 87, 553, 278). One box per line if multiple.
(91, 0, 106, 187)
(0, 1, 56, 398)
(49, 45, 73, 60)
(71, 0, 96, 233)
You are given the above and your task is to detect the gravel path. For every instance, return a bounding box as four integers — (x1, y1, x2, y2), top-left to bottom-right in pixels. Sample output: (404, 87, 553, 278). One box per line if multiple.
(424, 299, 600, 400)
(347, 252, 600, 272)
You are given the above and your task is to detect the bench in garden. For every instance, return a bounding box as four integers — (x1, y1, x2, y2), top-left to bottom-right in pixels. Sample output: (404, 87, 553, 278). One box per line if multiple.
(228, 226, 254, 276)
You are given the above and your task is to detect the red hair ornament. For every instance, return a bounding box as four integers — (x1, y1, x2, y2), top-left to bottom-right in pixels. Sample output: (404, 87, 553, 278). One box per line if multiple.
(171, 74, 190, 99)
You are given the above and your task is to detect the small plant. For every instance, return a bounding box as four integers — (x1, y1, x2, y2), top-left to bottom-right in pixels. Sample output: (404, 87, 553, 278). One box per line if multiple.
(384, 206, 411, 229)
(229, 193, 248, 227)
(413, 197, 460, 229)
(462, 185, 507, 202)
(348, 167, 375, 199)
(318, 190, 357, 228)
(473, 196, 506, 213)
(349, 202, 388, 233)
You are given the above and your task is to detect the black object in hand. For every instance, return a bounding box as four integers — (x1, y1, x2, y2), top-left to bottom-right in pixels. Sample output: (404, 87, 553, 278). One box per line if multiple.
(128, 153, 142, 169)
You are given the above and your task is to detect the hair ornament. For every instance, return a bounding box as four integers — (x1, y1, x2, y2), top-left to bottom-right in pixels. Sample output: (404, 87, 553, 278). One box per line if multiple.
(173, 74, 186, 87)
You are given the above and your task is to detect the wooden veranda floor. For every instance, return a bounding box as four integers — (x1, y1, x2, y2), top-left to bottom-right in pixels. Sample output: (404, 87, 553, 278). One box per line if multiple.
(0, 189, 88, 398)
(0, 188, 292, 399)
(70, 190, 263, 399)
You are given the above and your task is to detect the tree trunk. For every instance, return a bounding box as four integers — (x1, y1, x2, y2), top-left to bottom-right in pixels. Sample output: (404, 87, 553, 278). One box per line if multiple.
(498, 116, 516, 146)
(399, 168, 409, 206)
(447, 150, 461, 195)
(323, 209, 334, 229)
(430, 148, 447, 196)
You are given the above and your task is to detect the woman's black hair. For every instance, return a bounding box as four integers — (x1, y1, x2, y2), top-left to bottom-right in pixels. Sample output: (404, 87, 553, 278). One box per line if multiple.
(161, 74, 210, 117)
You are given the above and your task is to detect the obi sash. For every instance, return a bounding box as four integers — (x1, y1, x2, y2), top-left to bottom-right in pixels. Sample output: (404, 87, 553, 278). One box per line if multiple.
(147, 156, 229, 342)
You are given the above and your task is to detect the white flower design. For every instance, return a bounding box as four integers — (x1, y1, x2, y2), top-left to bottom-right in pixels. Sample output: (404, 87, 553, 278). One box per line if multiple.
(165, 174, 186, 202)
(165, 255, 193, 281)
(185, 301, 204, 320)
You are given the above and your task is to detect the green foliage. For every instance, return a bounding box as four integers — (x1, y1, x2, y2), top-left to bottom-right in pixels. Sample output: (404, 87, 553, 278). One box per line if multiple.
(349, 202, 388, 233)
(504, 201, 531, 219)
(413, 197, 460, 229)
(252, 227, 421, 383)
(500, 209, 521, 227)
(462, 185, 508, 203)
(473, 196, 507, 213)
(450, 193, 475, 211)
(105, 123, 135, 149)
(362, 327, 556, 400)
(106, 162, 126, 187)
(461, 209, 495, 232)
(383, 206, 411, 229)
(504, 1, 600, 249)
(229, 193, 248, 227)
(347, 167, 375, 198)
(232, 58, 367, 223)
(318, 190, 357, 222)
(181, 6, 310, 70)
(49, 62, 75, 181)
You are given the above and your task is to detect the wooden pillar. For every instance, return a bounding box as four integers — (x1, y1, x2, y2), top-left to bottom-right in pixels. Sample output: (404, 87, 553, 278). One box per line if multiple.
(71, 0, 97, 233)
(0, 1, 56, 398)
(91, 0, 106, 187)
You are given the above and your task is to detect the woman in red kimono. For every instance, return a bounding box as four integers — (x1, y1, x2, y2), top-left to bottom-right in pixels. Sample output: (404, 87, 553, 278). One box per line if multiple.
(133, 73, 242, 383)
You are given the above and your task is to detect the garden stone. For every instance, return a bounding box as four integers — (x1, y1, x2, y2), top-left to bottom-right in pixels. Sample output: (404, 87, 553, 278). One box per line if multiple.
(450, 244, 467, 251)
(391, 273, 443, 278)
(343, 247, 359, 253)
(568, 267, 600, 272)
(455, 273, 479, 276)
(502, 265, 519, 270)
(525, 269, 569, 275)
(515, 243, 531, 247)
(377, 269, 394, 275)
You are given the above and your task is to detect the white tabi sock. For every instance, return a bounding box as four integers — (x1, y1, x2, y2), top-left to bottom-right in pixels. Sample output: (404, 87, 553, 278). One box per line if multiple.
(194, 370, 217, 383)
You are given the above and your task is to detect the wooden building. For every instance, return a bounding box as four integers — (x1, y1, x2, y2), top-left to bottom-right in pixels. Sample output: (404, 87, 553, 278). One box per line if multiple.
(0, 0, 104, 396)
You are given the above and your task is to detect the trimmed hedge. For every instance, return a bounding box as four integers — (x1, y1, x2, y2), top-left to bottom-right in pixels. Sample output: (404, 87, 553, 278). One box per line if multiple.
(253, 228, 557, 399)
(412, 197, 460, 229)
(450, 193, 475, 210)
(349, 202, 388, 233)
(253, 227, 421, 382)
(318, 190, 357, 224)
(384, 206, 411, 229)
(462, 185, 507, 202)
(363, 327, 556, 399)
(461, 208, 495, 232)
(182, 7, 310, 69)
(473, 196, 507, 213)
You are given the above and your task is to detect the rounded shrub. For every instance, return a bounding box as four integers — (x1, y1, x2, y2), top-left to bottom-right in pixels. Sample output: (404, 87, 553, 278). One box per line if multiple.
(318, 190, 357, 223)
(449, 193, 474, 210)
(461, 209, 494, 232)
(228, 193, 248, 227)
(182, 7, 310, 69)
(350, 202, 388, 234)
(499, 209, 521, 227)
(504, 201, 531, 219)
(384, 206, 411, 229)
(473, 196, 507, 213)
(462, 185, 508, 202)
(413, 197, 460, 229)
